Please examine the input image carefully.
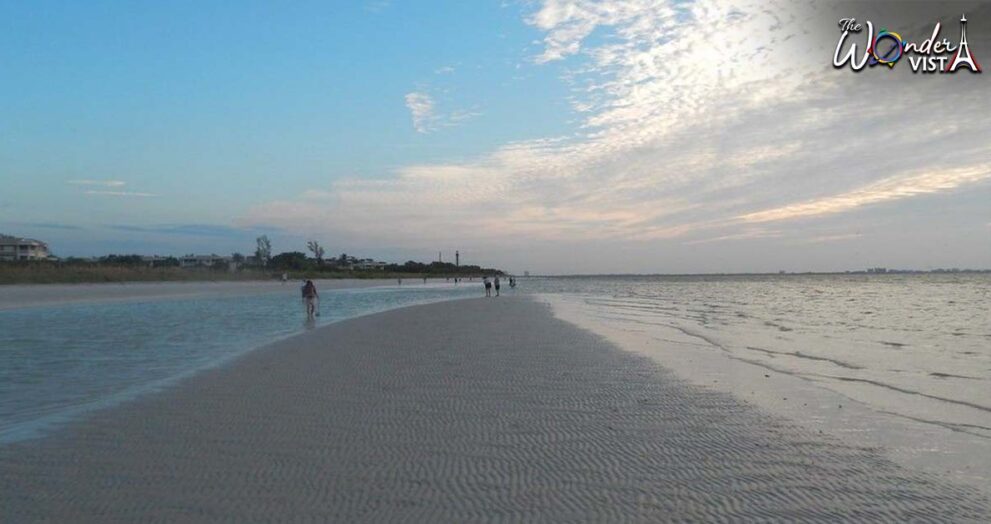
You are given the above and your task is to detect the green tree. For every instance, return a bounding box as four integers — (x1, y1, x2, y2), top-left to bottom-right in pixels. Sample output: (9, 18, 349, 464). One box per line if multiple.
(270, 251, 309, 270)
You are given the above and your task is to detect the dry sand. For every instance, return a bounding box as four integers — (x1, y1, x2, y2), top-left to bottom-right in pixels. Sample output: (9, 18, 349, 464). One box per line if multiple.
(1, 297, 987, 521)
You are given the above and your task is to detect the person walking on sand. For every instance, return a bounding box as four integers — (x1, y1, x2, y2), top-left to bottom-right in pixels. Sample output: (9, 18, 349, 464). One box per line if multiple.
(483, 276, 492, 297)
(494, 276, 501, 297)
(301, 279, 319, 318)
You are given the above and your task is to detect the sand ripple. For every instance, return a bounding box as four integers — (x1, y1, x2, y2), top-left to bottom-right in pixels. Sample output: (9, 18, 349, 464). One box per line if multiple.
(1, 297, 987, 521)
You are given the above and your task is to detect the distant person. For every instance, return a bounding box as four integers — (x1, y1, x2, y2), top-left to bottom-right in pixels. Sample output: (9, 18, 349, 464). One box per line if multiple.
(483, 276, 492, 297)
(509, 277, 516, 289)
(398, 278, 402, 286)
(301, 280, 319, 318)
(494, 276, 501, 297)
(423, 276, 428, 284)
(281, 272, 288, 284)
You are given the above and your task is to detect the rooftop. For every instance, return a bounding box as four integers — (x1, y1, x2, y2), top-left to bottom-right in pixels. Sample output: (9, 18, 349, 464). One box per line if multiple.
(0, 234, 47, 245)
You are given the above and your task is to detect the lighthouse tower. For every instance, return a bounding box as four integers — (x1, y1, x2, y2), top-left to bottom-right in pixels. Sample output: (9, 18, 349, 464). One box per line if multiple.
(947, 14, 982, 73)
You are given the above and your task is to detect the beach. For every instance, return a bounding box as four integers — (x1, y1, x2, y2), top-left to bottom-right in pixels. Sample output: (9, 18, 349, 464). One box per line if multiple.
(1, 296, 987, 521)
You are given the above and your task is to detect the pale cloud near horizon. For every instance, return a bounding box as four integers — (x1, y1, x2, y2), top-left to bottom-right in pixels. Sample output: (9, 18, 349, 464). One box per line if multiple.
(738, 165, 991, 223)
(68, 179, 126, 187)
(245, 0, 991, 271)
(84, 190, 157, 197)
(68, 179, 157, 198)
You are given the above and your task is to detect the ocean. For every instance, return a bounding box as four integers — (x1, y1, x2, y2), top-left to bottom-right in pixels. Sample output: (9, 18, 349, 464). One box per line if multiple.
(528, 273, 991, 490)
(1, 273, 988, 490)
(0, 280, 480, 442)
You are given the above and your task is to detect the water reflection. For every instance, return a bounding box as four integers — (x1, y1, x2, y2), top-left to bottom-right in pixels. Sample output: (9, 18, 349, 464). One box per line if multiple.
(0, 282, 481, 442)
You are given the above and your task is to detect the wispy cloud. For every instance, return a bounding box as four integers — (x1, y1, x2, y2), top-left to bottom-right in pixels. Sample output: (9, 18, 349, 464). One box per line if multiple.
(404, 92, 437, 133)
(435, 65, 456, 75)
(739, 165, 991, 223)
(84, 190, 157, 197)
(404, 91, 480, 133)
(109, 224, 279, 238)
(245, 1, 991, 270)
(67, 179, 126, 187)
(10, 222, 84, 231)
(684, 228, 784, 246)
(800, 233, 863, 244)
(68, 179, 157, 197)
(364, 0, 390, 14)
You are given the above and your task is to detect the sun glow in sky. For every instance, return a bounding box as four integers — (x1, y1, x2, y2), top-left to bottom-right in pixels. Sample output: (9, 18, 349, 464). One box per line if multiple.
(2, 1, 989, 273)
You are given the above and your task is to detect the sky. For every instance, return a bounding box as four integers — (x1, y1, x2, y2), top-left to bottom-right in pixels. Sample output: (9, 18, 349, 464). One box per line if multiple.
(1, 0, 989, 274)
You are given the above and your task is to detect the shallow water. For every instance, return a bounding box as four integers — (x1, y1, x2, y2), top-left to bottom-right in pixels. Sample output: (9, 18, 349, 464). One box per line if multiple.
(2, 273, 988, 491)
(528, 274, 990, 432)
(525, 273, 991, 491)
(0, 281, 480, 442)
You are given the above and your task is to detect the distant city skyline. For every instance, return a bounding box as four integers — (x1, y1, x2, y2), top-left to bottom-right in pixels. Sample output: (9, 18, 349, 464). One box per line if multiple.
(2, 1, 989, 274)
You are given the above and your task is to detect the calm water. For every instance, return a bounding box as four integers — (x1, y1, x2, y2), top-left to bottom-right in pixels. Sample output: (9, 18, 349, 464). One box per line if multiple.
(0, 282, 480, 442)
(528, 274, 991, 441)
(2, 274, 989, 450)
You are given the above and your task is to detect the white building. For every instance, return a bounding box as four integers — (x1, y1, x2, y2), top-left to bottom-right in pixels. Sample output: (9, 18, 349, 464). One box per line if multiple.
(179, 254, 231, 268)
(0, 234, 51, 261)
(353, 259, 387, 270)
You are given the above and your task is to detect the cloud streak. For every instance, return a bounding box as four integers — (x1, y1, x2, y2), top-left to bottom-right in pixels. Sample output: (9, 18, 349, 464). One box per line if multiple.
(739, 165, 991, 223)
(68, 179, 158, 198)
(68, 179, 126, 187)
(84, 190, 157, 197)
(404, 92, 437, 133)
(109, 224, 278, 237)
(245, 1, 991, 271)
(404, 91, 479, 133)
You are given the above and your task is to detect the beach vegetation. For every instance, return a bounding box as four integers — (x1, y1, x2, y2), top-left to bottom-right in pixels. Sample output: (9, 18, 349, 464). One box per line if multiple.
(254, 236, 272, 267)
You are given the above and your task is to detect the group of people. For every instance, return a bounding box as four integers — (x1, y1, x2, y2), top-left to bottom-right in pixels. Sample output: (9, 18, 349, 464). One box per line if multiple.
(299, 274, 519, 318)
(482, 275, 516, 297)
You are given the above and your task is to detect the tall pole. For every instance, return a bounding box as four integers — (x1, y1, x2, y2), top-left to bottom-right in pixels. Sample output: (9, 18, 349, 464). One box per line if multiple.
(456, 250, 460, 267)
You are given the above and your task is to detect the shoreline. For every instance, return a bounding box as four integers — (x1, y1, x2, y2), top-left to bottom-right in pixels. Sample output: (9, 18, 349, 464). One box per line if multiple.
(0, 283, 477, 443)
(540, 293, 991, 497)
(2, 296, 986, 521)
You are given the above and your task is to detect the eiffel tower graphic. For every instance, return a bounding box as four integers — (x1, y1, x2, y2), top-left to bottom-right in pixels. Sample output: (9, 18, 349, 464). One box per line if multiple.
(946, 14, 982, 73)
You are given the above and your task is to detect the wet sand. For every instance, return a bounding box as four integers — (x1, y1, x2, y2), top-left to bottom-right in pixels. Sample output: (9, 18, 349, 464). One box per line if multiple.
(1, 297, 987, 521)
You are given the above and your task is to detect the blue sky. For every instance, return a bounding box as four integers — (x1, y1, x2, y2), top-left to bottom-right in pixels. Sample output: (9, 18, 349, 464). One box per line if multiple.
(2, 1, 989, 273)
(1, 1, 572, 255)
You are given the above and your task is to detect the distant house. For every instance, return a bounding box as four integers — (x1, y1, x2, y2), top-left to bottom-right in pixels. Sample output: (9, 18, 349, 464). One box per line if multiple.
(179, 254, 231, 269)
(0, 234, 51, 261)
(141, 255, 170, 267)
(353, 259, 387, 270)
